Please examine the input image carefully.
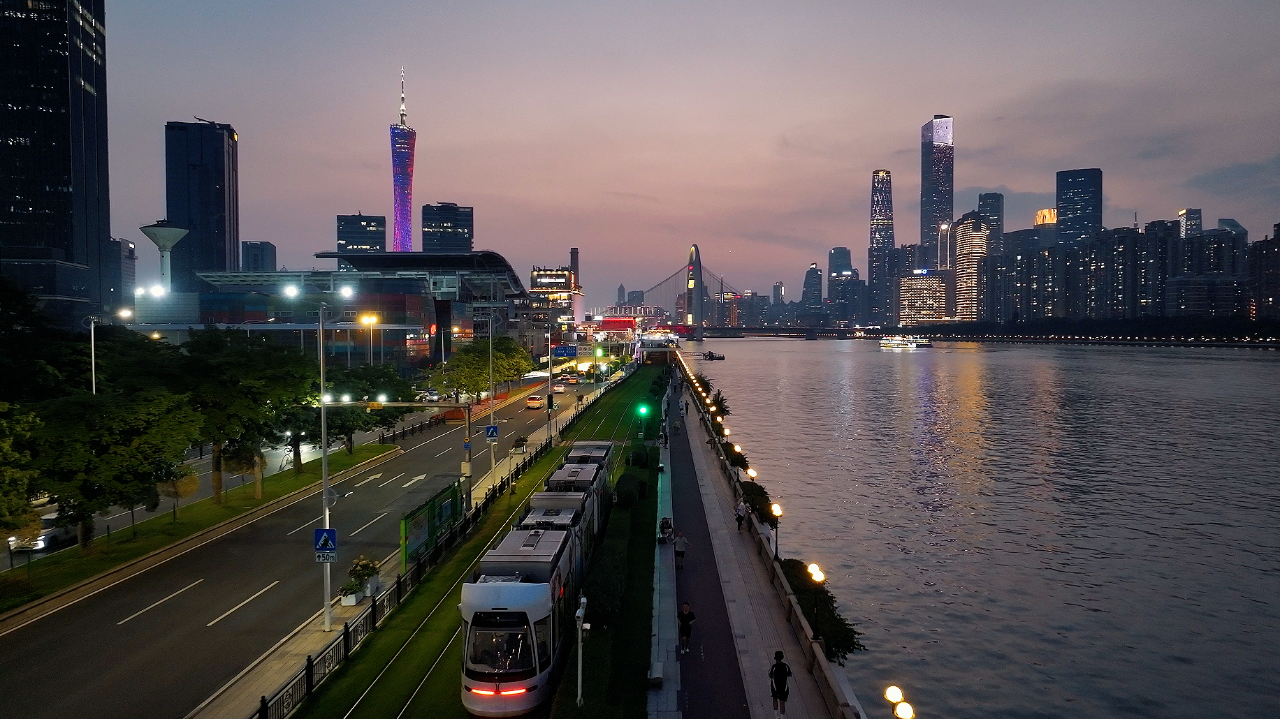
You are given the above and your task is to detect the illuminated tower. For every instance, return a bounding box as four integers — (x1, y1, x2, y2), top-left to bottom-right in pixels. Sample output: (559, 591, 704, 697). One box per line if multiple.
(685, 244, 704, 328)
(868, 169, 896, 323)
(920, 115, 954, 265)
(389, 69, 416, 252)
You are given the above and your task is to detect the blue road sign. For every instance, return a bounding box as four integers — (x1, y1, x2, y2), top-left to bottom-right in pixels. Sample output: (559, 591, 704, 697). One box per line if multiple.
(485, 425, 499, 439)
(464, 442, 471, 450)
(553, 345, 578, 358)
(314, 528, 337, 552)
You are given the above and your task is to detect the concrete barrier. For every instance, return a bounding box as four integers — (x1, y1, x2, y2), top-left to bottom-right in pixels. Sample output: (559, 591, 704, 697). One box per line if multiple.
(0, 448, 404, 637)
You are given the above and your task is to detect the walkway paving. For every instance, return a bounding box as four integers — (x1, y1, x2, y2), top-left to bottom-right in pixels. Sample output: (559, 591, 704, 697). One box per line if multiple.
(677, 385, 833, 719)
(668, 391, 752, 719)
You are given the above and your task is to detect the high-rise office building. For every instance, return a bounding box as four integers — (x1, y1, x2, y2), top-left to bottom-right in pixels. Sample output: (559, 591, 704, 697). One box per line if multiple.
(241, 241, 276, 272)
(166, 120, 239, 292)
(627, 290, 645, 306)
(827, 247, 854, 321)
(336, 213, 386, 271)
(772, 281, 785, 305)
(390, 70, 416, 252)
(1035, 207, 1059, 248)
(897, 270, 949, 326)
(801, 263, 824, 309)
(868, 169, 896, 324)
(0, 0, 113, 322)
(617, 284, 626, 305)
(920, 115, 954, 265)
(1178, 208, 1202, 238)
(952, 211, 991, 322)
(421, 202, 473, 253)
(1056, 168, 1103, 244)
(978, 192, 1004, 255)
(1217, 219, 1247, 241)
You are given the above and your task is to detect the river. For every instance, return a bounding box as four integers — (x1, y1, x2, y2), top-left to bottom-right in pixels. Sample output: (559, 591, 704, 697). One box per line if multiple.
(688, 338, 1280, 719)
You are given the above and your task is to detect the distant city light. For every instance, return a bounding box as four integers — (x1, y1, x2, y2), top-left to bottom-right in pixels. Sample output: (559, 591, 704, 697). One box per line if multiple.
(117, 308, 133, 319)
(134, 287, 145, 297)
(283, 285, 299, 298)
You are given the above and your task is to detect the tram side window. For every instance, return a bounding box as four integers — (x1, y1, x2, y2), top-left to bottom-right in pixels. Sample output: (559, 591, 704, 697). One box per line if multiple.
(534, 617, 551, 668)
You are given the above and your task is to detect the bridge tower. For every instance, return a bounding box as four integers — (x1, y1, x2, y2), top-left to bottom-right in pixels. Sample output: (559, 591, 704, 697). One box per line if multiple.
(685, 244, 705, 339)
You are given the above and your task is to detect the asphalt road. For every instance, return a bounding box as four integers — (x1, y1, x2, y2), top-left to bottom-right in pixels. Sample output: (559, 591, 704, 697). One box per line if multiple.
(0, 396, 558, 719)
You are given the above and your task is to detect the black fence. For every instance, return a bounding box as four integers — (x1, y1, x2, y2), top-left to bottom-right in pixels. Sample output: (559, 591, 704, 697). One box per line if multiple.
(251, 366, 637, 719)
(377, 414, 447, 444)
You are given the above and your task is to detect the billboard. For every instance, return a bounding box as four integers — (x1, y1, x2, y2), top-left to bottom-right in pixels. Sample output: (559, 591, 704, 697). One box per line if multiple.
(400, 476, 472, 571)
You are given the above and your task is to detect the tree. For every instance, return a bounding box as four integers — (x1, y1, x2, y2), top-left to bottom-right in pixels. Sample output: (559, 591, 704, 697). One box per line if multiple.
(325, 364, 415, 453)
(0, 403, 41, 540)
(29, 390, 201, 547)
(154, 461, 199, 521)
(181, 328, 315, 504)
(710, 389, 731, 417)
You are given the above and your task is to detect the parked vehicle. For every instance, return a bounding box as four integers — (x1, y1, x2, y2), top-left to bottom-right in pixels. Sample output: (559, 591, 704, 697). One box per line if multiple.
(7, 513, 75, 551)
(525, 395, 546, 409)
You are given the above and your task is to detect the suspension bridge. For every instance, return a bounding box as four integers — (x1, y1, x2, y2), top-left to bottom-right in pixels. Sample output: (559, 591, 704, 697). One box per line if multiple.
(639, 245, 744, 326)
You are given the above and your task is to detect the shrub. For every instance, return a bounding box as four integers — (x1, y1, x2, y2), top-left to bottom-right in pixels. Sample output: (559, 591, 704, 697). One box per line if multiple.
(739, 481, 777, 528)
(780, 558, 866, 664)
(348, 555, 380, 584)
(339, 579, 363, 597)
(615, 471, 640, 510)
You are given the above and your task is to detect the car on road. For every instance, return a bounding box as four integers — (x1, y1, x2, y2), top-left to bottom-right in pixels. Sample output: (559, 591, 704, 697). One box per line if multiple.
(526, 395, 546, 409)
(552, 383, 566, 393)
(567, 375, 580, 384)
(421, 388, 441, 402)
(7, 513, 75, 552)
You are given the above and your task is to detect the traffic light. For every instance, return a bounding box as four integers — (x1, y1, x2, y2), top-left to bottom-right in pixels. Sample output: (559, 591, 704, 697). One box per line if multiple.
(638, 405, 648, 416)
(595, 347, 604, 358)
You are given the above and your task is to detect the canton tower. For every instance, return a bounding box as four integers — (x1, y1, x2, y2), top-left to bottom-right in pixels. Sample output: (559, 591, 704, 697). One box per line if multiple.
(389, 69, 416, 252)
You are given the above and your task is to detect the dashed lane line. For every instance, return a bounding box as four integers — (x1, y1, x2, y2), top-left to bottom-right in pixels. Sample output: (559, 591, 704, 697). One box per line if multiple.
(351, 513, 388, 537)
(378, 473, 405, 488)
(286, 515, 323, 536)
(117, 579, 204, 625)
(207, 581, 280, 627)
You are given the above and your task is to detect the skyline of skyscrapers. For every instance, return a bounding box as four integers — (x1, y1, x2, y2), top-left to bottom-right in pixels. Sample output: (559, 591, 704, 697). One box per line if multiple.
(0, 0, 115, 322)
(390, 70, 416, 252)
(421, 202, 474, 253)
(978, 192, 1004, 256)
(920, 115, 954, 267)
(165, 120, 240, 292)
(1056, 168, 1103, 245)
(241, 241, 276, 272)
(868, 169, 896, 324)
(336, 213, 386, 271)
(952, 211, 990, 322)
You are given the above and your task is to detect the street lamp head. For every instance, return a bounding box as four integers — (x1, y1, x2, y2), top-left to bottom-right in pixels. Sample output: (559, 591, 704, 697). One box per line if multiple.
(733, 444, 741, 453)
(117, 308, 133, 319)
(134, 287, 145, 297)
(885, 686, 904, 703)
(340, 394, 351, 403)
(149, 284, 165, 297)
(377, 393, 388, 403)
(283, 285, 299, 298)
(339, 286, 354, 298)
(723, 428, 731, 436)
(360, 314, 377, 325)
(771, 503, 782, 517)
(322, 393, 333, 404)
(894, 702, 914, 719)
(746, 467, 757, 478)
(149, 332, 161, 339)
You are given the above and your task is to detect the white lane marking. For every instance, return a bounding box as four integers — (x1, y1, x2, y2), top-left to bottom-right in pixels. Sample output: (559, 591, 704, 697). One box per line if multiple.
(117, 579, 204, 625)
(351, 513, 387, 536)
(286, 515, 322, 536)
(403, 425, 461, 453)
(378, 473, 405, 488)
(434, 448, 450, 458)
(354, 473, 382, 487)
(207, 581, 280, 627)
(403, 474, 426, 488)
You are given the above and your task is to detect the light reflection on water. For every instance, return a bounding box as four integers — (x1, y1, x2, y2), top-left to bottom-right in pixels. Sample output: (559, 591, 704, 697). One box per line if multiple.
(692, 339, 1280, 719)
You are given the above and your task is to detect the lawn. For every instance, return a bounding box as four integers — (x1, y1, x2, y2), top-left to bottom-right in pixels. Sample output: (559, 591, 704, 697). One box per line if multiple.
(0, 444, 396, 614)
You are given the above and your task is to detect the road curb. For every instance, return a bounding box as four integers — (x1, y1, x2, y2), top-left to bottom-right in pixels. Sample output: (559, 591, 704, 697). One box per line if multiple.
(0, 447, 405, 638)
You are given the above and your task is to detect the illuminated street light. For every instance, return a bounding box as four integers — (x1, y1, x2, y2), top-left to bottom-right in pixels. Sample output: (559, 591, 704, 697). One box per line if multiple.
(746, 468, 757, 478)
(339, 286, 354, 298)
(340, 394, 351, 403)
(733, 444, 742, 453)
(885, 687, 904, 703)
(134, 287, 145, 297)
(283, 285, 299, 298)
(377, 393, 388, 403)
(150, 332, 161, 339)
(770, 503, 783, 559)
(117, 308, 133, 319)
(322, 393, 333, 404)
(149, 284, 165, 297)
(895, 703, 914, 719)
(808, 564, 825, 582)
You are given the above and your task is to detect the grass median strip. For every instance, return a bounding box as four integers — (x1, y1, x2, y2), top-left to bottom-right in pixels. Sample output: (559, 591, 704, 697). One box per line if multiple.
(0, 444, 396, 615)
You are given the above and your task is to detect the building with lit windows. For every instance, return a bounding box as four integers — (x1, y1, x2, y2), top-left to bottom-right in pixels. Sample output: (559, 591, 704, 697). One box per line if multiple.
(978, 192, 1004, 256)
(421, 202, 473, 253)
(827, 247, 854, 321)
(920, 115, 954, 264)
(1178, 208, 1202, 239)
(530, 249, 584, 325)
(868, 169, 896, 324)
(336, 214, 386, 271)
(1056, 168, 1102, 245)
(952, 211, 991, 322)
(166, 120, 240, 292)
(897, 270, 949, 326)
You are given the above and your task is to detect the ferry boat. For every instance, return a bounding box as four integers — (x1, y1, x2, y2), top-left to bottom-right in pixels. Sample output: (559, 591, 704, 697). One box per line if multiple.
(879, 335, 933, 350)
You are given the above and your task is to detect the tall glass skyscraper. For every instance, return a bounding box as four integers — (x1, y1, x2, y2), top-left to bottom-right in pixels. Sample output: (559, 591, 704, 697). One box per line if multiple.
(0, 0, 113, 322)
(166, 120, 239, 292)
(1055, 168, 1103, 245)
(952, 211, 990, 322)
(421, 202, 474, 253)
(827, 246, 853, 321)
(390, 70, 416, 252)
(868, 169, 896, 323)
(920, 115, 954, 266)
(801, 262, 824, 310)
(978, 192, 1004, 256)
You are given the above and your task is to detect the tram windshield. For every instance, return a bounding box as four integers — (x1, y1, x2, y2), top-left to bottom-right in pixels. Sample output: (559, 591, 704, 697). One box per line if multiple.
(466, 612, 535, 677)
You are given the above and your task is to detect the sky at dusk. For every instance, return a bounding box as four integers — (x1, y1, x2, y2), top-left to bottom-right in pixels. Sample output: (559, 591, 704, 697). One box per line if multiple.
(107, 0, 1280, 306)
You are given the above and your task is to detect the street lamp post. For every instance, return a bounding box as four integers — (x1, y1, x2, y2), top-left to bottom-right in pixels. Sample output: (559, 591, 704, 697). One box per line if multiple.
(360, 314, 377, 365)
(771, 502, 782, 560)
(86, 308, 133, 394)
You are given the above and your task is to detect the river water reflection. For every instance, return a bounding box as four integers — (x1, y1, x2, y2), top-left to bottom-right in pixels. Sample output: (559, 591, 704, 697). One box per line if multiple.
(690, 339, 1280, 719)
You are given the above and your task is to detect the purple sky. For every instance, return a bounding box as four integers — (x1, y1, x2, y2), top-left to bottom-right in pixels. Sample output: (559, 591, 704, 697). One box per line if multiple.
(108, 0, 1280, 306)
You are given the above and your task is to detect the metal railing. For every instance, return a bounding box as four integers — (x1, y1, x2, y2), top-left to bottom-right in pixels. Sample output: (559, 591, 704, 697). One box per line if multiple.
(250, 363, 638, 719)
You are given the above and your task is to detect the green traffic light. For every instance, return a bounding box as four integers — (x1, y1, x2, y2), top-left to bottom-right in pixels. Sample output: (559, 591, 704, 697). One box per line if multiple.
(638, 405, 648, 415)
(595, 347, 604, 357)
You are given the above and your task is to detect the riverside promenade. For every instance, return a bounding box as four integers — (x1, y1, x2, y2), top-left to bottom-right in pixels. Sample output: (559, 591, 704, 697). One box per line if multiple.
(650, 367, 867, 719)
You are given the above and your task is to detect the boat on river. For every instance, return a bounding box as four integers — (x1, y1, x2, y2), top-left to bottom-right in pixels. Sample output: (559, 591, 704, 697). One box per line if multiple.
(879, 336, 933, 350)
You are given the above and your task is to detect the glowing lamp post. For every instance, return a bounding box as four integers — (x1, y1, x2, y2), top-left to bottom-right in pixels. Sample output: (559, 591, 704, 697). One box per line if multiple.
(360, 314, 379, 365)
(885, 686, 914, 719)
(771, 503, 782, 560)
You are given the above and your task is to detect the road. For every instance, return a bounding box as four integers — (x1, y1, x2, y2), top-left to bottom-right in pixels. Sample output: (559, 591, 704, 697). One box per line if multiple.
(0, 393, 562, 719)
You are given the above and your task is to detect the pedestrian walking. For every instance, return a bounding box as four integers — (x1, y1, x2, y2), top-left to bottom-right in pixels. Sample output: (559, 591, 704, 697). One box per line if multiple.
(735, 499, 747, 531)
(677, 602, 696, 655)
(673, 531, 688, 569)
(769, 650, 792, 717)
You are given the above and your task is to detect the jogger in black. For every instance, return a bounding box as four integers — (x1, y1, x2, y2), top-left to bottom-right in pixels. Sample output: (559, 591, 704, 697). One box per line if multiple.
(678, 602, 696, 655)
(769, 650, 792, 717)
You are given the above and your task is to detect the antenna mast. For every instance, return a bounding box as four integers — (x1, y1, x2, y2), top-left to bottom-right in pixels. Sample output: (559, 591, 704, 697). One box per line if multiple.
(398, 68, 407, 126)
